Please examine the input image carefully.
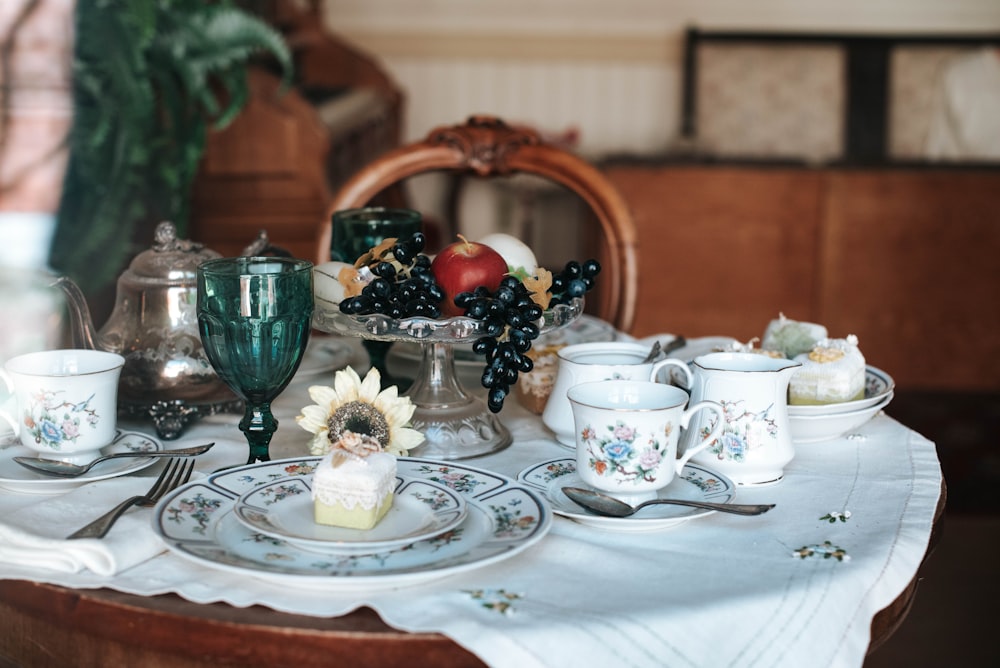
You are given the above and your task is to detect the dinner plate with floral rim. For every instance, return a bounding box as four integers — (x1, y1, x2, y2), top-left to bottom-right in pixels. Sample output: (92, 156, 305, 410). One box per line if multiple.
(518, 458, 736, 532)
(0, 429, 162, 494)
(232, 475, 467, 554)
(153, 456, 552, 591)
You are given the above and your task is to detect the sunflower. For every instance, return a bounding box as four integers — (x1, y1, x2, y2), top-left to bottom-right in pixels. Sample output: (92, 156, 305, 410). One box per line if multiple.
(296, 367, 424, 456)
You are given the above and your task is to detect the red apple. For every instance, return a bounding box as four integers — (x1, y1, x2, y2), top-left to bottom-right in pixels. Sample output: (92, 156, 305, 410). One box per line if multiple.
(431, 235, 509, 316)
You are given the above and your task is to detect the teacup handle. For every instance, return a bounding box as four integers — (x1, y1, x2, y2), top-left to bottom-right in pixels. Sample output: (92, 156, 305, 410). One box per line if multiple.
(649, 358, 693, 389)
(0, 370, 17, 435)
(674, 400, 725, 473)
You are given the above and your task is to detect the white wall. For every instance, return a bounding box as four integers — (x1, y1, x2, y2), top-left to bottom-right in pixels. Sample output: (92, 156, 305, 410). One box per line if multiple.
(322, 0, 1000, 156)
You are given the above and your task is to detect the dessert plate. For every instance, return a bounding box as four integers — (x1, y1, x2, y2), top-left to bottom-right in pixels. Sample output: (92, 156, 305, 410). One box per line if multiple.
(0, 430, 162, 494)
(790, 391, 894, 443)
(787, 366, 895, 416)
(232, 475, 467, 554)
(153, 456, 551, 591)
(518, 458, 736, 532)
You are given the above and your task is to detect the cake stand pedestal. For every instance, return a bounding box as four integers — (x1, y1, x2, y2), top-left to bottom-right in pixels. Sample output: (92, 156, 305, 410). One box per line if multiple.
(313, 299, 582, 460)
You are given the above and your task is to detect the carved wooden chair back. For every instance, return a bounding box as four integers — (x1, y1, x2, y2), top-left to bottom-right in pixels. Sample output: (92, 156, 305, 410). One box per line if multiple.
(317, 115, 638, 332)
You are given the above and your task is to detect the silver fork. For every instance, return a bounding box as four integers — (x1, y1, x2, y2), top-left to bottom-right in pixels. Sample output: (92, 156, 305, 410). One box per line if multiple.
(67, 458, 195, 539)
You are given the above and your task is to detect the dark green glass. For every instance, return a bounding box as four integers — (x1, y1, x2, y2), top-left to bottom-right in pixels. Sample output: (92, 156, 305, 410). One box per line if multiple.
(331, 207, 422, 390)
(198, 257, 313, 464)
(330, 207, 422, 263)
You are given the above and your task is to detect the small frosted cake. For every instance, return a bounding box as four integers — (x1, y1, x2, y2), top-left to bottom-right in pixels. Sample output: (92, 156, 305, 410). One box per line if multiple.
(789, 336, 866, 405)
(762, 313, 829, 359)
(516, 344, 564, 414)
(312, 435, 396, 530)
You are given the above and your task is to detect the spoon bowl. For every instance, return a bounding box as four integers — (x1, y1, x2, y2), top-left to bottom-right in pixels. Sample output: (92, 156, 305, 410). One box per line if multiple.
(561, 486, 774, 517)
(13, 443, 215, 478)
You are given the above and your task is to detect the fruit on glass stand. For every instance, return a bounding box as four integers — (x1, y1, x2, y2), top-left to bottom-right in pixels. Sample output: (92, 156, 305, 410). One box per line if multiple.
(430, 236, 509, 316)
(333, 228, 603, 414)
(313, 261, 355, 305)
(478, 233, 538, 280)
(454, 258, 601, 413)
(338, 232, 445, 318)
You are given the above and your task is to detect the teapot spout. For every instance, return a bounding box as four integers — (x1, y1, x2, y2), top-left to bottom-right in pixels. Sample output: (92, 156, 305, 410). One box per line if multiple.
(52, 276, 101, 350)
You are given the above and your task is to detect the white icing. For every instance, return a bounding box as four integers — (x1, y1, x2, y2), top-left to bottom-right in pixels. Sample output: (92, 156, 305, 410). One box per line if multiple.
(790, 337, 866, 403)
(312, 451, 396, 510)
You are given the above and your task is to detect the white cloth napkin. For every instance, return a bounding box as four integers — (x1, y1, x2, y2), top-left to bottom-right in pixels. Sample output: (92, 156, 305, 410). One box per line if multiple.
(0, 475, 167, 576)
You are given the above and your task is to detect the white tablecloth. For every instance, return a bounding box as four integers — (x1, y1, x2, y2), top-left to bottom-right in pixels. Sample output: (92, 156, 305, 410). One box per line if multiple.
(0, 337, 942, 668)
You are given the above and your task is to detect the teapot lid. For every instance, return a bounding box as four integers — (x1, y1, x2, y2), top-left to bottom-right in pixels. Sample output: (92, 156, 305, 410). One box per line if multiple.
(124, 221, 221, 284)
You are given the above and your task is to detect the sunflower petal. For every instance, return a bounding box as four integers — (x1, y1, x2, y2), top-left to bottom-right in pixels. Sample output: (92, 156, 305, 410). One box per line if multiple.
(307, 385, 340, 407)
(333, 366, 363, 401)
(296, 405, 331, 433)
(308, 432, 332, 455)
(387, 427, 425, 455)
(358, 367, 382, 402)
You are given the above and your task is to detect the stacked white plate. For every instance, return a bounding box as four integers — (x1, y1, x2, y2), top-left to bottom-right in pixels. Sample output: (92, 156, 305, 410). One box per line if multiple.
(788, 366, 895, 443)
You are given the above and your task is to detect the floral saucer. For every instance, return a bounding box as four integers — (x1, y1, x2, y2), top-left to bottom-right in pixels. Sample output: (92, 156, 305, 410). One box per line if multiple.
(0, 429, 162, 494)
(232, 475, 467, 554)
(518, 458, 736, 532)
(153, 456, 551, 591)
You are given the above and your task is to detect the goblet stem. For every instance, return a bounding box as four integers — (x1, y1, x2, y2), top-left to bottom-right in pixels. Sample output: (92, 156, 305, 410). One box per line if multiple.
(239, 401, 278, 464)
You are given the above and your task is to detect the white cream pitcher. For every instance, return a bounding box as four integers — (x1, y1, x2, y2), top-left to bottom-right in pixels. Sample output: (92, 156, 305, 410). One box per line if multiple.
(681, 352, 801, 486)
(542, 341, 693, 446)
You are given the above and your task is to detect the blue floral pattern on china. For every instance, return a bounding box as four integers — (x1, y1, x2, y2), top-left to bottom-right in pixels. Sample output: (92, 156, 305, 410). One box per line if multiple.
(22, 389, 101, 450)
(153, 457, 552, 590)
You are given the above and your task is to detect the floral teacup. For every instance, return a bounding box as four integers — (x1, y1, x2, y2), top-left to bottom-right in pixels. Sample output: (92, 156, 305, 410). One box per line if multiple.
(0, 349, 124, 463)
(567, 380, 724, 506)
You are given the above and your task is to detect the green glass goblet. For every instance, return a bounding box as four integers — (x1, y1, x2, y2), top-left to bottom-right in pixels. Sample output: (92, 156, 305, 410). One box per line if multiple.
(331, 207, 422, 390)
(197, 257, 313, 464)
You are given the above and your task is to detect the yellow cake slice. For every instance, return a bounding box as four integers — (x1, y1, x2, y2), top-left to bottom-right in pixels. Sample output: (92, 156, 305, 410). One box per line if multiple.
(789, 335, 866, 406)
(312, 449, 396, 530)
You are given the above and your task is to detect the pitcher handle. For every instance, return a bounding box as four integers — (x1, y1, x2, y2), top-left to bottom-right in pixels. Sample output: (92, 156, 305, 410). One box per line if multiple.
(675, 400, 725, 472)
(649, 358, 693, 390)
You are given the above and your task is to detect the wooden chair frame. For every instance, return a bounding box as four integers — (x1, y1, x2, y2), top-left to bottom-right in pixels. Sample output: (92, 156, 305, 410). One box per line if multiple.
(316, 115, 639, 332)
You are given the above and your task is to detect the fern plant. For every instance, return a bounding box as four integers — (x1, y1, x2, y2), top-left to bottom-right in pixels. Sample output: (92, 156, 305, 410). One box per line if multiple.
(51, 0, 291, 296)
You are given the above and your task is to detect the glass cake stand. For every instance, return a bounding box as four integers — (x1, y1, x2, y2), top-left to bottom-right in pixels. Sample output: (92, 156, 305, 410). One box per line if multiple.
(312, 298, 582, 459)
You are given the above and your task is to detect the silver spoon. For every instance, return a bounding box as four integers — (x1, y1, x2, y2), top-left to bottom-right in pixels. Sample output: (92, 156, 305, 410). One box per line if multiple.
(561, 486, 775, 517)
(13, 443, 215, 478)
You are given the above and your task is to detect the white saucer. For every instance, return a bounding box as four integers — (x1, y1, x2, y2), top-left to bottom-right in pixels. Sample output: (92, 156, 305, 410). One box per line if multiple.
(0, 429, 163, 494)
(518, 458, 736, 531)
(233, 474, 467, 554)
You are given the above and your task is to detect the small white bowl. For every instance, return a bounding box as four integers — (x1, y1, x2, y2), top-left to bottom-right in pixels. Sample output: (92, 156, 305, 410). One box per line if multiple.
(789, 392, 894, 443)
(787, 366, 895, 417)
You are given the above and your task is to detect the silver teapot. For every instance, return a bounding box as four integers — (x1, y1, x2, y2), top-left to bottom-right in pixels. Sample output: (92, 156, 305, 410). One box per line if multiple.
(56, 221, 271, 439)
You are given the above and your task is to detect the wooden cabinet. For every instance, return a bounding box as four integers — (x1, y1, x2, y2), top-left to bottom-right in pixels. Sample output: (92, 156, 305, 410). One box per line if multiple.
(601, 162, 1000, 391)
(189, 69, 332, 260)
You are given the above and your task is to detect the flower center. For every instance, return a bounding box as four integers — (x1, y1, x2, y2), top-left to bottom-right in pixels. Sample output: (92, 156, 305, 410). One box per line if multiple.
(326, 400, 390, 447)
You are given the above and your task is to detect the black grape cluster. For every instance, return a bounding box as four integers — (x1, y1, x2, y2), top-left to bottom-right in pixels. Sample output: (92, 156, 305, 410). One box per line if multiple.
(548, 259, 602, 306)
(338, 232, 445, 318)
(455, 276, 546, 413)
